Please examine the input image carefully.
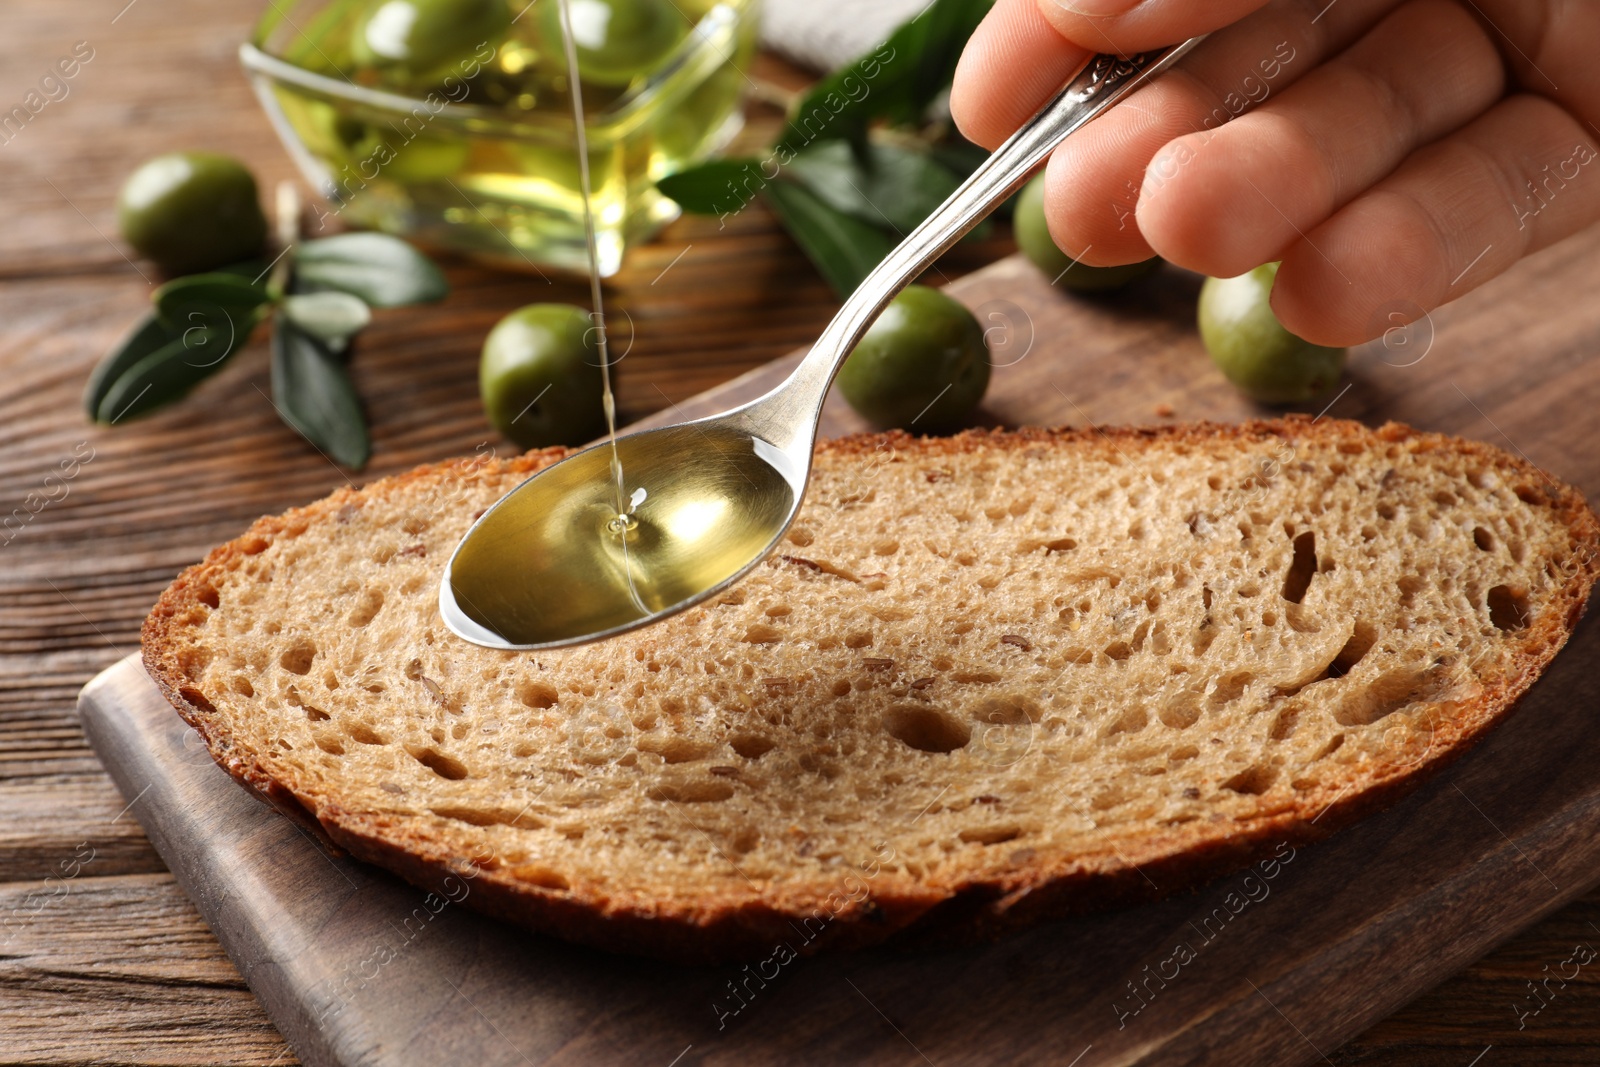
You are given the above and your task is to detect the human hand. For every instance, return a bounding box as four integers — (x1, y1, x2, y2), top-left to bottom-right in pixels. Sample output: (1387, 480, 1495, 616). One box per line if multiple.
(951, 0, 1600, 345)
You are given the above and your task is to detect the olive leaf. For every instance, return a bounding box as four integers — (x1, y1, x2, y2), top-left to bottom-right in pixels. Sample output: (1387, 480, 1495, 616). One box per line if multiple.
(154, 273, 272, 316)
(84, 314, 178, 420)
(87, 275, 265, 423)
(657, 0, 992, 296)
(91, 321, 238, 425)
(656, 158, 767, 216)
(271, 313, 371, 469)
(785, 140, 965, 235)
(210, 258, 273, 282)
(88, 230, 441, 463)
(281, 291, 372, 349)
(774, 0, 994, 155)
(929, 133, 991, 182)
(154, 273, 275, 341)
(883, 0, 995, 123)
(762, 180, 896, 298)
(295, 233, 448, 308)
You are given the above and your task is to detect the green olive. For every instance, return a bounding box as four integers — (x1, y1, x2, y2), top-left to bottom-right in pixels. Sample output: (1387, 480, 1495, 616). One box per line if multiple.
(510, 141, 610, 195)
(838, 286, 991, 432)
(302, 102, 362, 158)
(376, 133, 470, 183)
(351, 0, 511, 87)
(540, 0, 687, 87)
(327, 112, 471, 183)
(308, 106, 470, 184)
(1199, 263, 1346, 404)
(380, 134, 467, 182)
(117, 153, 268, 276)
(481, 304, 607, 448)
(1015, 173, 1159, 292)
(654, 64, 742, 161)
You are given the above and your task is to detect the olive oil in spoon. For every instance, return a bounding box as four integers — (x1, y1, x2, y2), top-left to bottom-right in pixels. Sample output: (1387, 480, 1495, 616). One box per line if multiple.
(441, 38, 1206, 650)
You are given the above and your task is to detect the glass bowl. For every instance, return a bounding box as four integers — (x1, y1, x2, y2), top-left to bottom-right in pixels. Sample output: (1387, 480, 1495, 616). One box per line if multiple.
(240, 0, 758, 275)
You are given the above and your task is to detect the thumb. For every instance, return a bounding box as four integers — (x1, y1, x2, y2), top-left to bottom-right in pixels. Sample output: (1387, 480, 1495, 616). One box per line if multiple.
(1037, 0, 1276, 53)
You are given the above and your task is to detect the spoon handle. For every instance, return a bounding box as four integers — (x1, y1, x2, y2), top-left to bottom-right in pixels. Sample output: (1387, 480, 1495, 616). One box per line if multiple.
(736, 36, 1206, 451)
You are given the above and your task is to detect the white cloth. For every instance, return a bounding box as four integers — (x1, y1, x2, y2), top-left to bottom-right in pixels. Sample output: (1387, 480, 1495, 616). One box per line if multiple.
(758, 0, 931, 72)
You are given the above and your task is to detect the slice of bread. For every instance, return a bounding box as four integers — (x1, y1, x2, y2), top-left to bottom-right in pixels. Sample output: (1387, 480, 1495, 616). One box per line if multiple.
(143, 418, 1600, 962)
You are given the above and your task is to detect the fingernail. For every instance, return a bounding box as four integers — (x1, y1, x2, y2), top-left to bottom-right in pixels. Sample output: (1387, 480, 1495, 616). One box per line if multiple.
(1050, 0, 1143, 16)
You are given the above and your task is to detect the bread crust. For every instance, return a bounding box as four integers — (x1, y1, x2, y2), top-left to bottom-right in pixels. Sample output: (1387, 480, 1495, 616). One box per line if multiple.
(142, 418, 1600, 962)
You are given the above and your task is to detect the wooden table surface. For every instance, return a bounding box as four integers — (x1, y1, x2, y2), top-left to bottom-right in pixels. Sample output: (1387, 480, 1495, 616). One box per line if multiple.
(2, 1, 1597, 1063)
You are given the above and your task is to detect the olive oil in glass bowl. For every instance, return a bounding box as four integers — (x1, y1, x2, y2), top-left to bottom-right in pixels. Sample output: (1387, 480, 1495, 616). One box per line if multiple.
(240, 0, 758, 275)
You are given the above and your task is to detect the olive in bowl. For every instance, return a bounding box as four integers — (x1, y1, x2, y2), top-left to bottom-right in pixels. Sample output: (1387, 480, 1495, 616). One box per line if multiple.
(351, 0, 511, 89)
(539, 0, 687, 87)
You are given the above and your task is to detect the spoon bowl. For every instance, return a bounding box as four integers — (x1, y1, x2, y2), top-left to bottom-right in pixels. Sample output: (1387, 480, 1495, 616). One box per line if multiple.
(442, 420, 805, 649)
(442, 39, 1205, 651)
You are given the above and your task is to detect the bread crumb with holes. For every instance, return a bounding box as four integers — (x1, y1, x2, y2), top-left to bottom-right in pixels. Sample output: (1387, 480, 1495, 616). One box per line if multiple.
(143, 418, 1600, 961)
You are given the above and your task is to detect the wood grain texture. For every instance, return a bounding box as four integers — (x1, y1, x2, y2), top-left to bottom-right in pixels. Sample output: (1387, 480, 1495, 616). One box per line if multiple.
(3, 0, 1600, 1062)
(0, 874, 289, 1066)
(0, 776, 164, 880)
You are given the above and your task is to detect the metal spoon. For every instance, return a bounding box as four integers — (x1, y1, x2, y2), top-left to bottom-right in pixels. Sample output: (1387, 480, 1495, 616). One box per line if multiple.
(442, 39, 1206, 651)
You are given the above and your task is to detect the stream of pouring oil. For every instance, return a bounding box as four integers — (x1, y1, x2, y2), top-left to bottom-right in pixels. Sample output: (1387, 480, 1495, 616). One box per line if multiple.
(555, 0, 647, 614)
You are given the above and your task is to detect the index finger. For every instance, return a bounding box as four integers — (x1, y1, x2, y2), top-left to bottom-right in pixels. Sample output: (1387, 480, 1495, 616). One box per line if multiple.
(952, 0, 1278, 149)
(1039, 0, 1281, 53)
(952, 0, 1091, 150)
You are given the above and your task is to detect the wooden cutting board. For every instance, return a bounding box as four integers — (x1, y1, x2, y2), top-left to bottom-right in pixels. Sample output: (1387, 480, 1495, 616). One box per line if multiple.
(79, 242, 1600, 1067)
